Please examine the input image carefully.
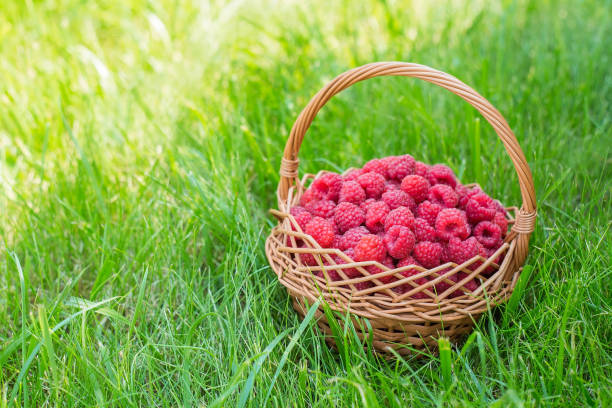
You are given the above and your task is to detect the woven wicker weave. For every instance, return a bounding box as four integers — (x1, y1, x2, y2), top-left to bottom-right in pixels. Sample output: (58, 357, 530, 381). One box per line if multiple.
(265, 62, 536, 355)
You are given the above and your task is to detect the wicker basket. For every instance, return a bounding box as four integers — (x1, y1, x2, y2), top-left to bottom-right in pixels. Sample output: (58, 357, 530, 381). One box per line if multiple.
(265, 62, 536, 355)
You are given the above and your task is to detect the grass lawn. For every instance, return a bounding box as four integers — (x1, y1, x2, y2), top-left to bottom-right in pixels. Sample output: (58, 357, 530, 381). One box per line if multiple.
(1, 0, 610, 406)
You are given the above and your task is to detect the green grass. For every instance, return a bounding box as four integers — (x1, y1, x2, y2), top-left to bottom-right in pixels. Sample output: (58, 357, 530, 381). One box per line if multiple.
(0, 0, 610, 406)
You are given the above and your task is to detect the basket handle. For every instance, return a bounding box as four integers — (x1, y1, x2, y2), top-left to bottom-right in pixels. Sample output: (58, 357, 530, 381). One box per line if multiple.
(278, 62, 536, 235)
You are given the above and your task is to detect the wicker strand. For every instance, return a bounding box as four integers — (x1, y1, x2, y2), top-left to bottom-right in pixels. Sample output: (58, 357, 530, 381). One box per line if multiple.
(280, 157, 300, 178)
(511, 209, 537, 234)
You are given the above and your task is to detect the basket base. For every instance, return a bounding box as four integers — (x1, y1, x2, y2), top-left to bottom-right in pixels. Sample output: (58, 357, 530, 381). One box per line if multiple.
(291, 295, 477, 356)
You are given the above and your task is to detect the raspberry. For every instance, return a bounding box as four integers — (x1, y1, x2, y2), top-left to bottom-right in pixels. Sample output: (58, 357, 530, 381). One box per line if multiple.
(304, 217, 335, 248)
(432, 267, 458, 295)
(384, 225, 416, 259)
(315, 268, 341, 282)
(400, 175, 430, 203)
(354, 281, 374, 291)
(473, 221, 502, 248)
(384, 206, 415, 232)
(414, 161, 429, 177)
(311, 172, 343, 202)
(493, 211, 508, 237)
(395, 257, 428, 298)
(447, 237, 485, 265)
(327, 253, 359, 278)
(458, 186, 483, 209)
(357, 172, 386, 199)
(465, 193, 496, 223)
(428, 184, 459, 208)
(493, 200, 507, 215)
(289, 206, 312, 231)
(387, 155, 415, 180)
(384, 179, 401, 192)
(448, 272, 479, 297)
(413, 241, 444, 269)
(382, 190, 416, 211)
(363, 158, 389, 178)
(306, 199, 335, 218)
(413, 217, 437, 242)
(339, 181, 366, 205)
(333, 202, 365, 233)
(435, 208, 470, 241)
(359, 198, 377, 213)
(299, 187, 324, 207)
(365, 201, 390, 233)
(330, 221, 340, 235)
(332, 234, 343, 249)
(369, 256, 396, 284)
(427, 164, 457, 188)
(397, 256, 418, 268)
(354, 234, 386, 262)
(455, 183, 470, 199)
(297, 241, 318, 266)
(417, 200, 443, 226)
(343, 168, 363, 182)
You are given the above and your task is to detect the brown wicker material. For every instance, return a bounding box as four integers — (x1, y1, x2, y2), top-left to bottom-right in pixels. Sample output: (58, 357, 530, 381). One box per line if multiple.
(265, 62, 537, 355)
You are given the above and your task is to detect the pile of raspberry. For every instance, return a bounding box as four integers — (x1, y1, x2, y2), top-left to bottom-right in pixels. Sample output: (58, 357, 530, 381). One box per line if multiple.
(289, 155, 509, 299)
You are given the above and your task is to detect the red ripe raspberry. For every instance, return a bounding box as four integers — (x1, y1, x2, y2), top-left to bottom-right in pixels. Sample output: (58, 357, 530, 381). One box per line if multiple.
(384, 179, 401, 192)
(311, 172, 343, 202)
(427, 164, 457, 188)
(465, 193, 496, 223)
(339, 181, 366, 205)
(359, 198, 377, 213)
(414, 217, 437, 242)
(384, 206, 415, 232)
(433, 267, 458, 295)
(306, 199, 335, 218)
(396, 256, 427, 295)
(365, 201, 390, 233)
(354, 281, 374, 291)
(363, 158, 389, 178)
(384, 225, 416, 259)
(449, 272, 479, 297)
(458, 186, 483, 208)
(413, 241, 444, 269)
(297, 241, 318, 266)
(414, 161, 429, 177)
(290, 206, 312, 231)
(417, 200, 443, 226)
(435, 208, 470, 241)
(327, 253, 359, 278)
(333, 202, 365, 233)
(428, 184, 459, 208)
(447, 237, 485, 265)
(332, 235, 343, 249)
(387, 154, 416, 180)
(369, 255, 397, 284)
(357, 172, 386, 199)
(354, 234, 386, 262)
(400, 175, 430, 203)
(304, 217, 335, 248)
(343, 168, 363, 182)
(493, 199, 507, 215)
(397, 256, 418, 268)
(382, 190, 416, 211)
(316, 268, 341, 281)
(493, 211, 508, 237)
(473, 221, 502, 248)
(299, 187, 324, 207)
(455, 183, 470, 199)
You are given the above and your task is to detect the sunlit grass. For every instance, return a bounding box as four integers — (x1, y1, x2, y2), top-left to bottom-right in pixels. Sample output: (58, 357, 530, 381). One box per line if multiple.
(0, 0, 610, 406)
